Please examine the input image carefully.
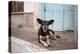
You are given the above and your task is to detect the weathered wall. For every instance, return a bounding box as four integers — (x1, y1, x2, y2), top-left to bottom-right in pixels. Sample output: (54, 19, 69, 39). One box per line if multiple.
(11, 2, 40, 30)
(33, 2, 40, 30)
(11, 13, 34, 29)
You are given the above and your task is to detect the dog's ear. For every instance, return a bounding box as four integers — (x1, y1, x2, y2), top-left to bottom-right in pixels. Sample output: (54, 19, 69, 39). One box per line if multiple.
(37, 18, 43, 24)
(48, 20, 54, 25)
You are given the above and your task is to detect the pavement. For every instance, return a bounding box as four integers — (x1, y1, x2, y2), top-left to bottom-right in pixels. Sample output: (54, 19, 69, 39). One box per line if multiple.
(11, 36, 48, 53)
(10, 26, 78, 53)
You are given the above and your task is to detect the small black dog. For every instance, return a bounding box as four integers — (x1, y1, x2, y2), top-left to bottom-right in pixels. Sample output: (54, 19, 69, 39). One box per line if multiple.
(37, 18, 60, 47)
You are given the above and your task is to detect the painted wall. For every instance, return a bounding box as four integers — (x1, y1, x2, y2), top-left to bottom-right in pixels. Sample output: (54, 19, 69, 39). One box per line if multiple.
(63, 5, 74, 31)
(24, 2, 33, 12)
(40, 3, 64, 31)
(24, 2, 40, 30)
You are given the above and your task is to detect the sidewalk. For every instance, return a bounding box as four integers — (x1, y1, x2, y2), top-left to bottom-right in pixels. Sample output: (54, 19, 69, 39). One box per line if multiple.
(11, 36, 48, 53)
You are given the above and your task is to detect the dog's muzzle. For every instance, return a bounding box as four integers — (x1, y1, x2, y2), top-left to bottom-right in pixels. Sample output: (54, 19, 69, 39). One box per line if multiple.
(42, 25, 48, 32)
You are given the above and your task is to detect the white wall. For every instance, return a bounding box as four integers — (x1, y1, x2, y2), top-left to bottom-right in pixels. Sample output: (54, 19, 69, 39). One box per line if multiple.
(24, 2, 40, 30)
(24, 2, 33, 12)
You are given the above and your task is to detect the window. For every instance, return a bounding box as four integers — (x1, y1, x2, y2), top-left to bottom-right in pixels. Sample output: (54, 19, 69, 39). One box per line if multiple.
(10, 1, 24, 12)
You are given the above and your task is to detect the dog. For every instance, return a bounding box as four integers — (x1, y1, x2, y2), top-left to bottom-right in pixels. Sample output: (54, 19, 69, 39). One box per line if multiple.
(37, 18, 60, 47)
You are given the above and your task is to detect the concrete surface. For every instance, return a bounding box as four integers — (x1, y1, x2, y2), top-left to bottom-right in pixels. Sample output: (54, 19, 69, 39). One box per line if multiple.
(11, 36, 48, 53)
(10, 26, 78, 53)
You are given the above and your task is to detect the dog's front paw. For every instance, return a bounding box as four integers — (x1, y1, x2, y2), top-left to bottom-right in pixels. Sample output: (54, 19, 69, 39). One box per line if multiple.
(48, 44, 52, 47)
(44, 45, 48, 48)
(44, 43, 49, 48)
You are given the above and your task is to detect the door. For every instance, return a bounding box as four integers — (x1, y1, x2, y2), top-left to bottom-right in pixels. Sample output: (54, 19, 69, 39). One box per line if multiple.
(40, 3, 64, 31)
(40, 3, 75, 31)
(63, 5, 74, 31)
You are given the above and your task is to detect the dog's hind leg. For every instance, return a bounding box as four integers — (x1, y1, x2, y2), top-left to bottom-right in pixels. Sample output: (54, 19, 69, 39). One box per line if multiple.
(56, 35, 60, 39)
(49, 29, 57, 40)
(48, 29, 61, 39)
